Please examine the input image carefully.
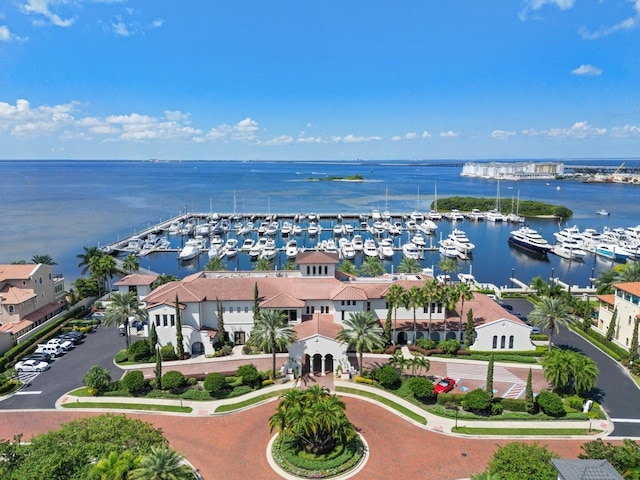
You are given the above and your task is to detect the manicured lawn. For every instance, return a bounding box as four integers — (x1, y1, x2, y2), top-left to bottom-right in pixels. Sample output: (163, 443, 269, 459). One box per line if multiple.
(214, 391, 282, 413)
(61, 401, 192, 413)
(335, 386, 427, 425)
(452, 426, 600, 436)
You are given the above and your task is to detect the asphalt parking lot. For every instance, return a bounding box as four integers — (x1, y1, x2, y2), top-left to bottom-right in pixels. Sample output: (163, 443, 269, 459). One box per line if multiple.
(0, 323, 125, 410)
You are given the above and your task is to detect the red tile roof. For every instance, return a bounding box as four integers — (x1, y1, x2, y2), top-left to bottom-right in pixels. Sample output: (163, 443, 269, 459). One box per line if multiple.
(597, 294, 616, 306)
(294, 315, 343, 340)
(114, 273, 159, 286)
(0, 285, 35, 304)
(614, 282, 640, 297)
(260, 292, 305, 308)
(295, 251, 340, 265)
(0, 264, 38, 282)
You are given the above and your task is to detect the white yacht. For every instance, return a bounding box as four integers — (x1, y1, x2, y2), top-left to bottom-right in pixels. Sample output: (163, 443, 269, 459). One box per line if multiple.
(446, 209, 465, 221)
(411, 232, 427, 248)
(552, 241, 587, 261)
(378, 238, 394, 259)
(179, 236, 206, 261)
(344, 223, 354, 235)
(467, 209, 485, 221)
(266, 221, 279, 236)
(448, 228, 475, 256)
(427, 210, 442, 221)
(308, 222, 319, 236)
(402, 242, 421, 260)
(352, 234, 364, 251)
(417, 220, 438, 235)
(249, 237, 267, 259)
(410, 211, 424, 222)
(260, 239, 278, 260)
(333, 224, 344, 236)
(485, 209, 507, 222)
(594, 244, 633, 262)
(223, 238, 238, 258)
(339, 239, 356, 260)
(439, 239, 462, 259)
(167, 222, 181, 235)
(240, 238, 255, 252)
(581, 228, 604, 247)
(363, 238, 378, 257)
(508, 227, 552, 254)
(324, 238, 338, 254)
(554, 225, 583, 245)
(281, 221, 293, 236)
(285, 239, 299, 259)
(293, 224, 303, 235)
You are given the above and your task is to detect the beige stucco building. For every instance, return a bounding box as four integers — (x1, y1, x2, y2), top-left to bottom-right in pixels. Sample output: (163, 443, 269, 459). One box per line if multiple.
(596, 282, 640, 353)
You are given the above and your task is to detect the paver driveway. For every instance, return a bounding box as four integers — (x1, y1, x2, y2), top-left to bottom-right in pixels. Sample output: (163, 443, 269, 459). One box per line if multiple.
(0, 398, 589, 479)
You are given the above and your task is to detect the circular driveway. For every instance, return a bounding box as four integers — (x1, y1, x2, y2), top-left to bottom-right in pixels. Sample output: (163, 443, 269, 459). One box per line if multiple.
(0, 398, 588, 480)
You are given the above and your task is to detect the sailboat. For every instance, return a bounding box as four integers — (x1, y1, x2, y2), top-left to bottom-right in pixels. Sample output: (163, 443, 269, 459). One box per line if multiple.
(506, 190, 525, 223)
(427, 184, 442, 220)
(410, 187, 424, 222)
(485, 180, 506, 222)
(383, 187, 391, 220)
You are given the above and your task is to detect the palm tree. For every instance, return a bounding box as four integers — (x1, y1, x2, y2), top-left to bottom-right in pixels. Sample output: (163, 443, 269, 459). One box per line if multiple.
(402, 286, 424, 344)
(336, 311, 385, 372)
(128, 446, 193, 480)
(89, 450, 139, 480)
(152, 274, 177, 289)
(122, 254, 139, 273)
(77, 246, 105, 275)
(249, 309, 297, 378)
(541, 349, 573, 393)
(205, 256, 226, 271)
(569, 351, 599, 396)
(617, 261, 640, 283)
(385, 283, 405, 345)
(31, 254, 57, 265)
(103, 291, 148, 348)
(338, 260, 359, 276)
(389, 350, 410, 376)
(360, 256, 385, 277)
(530, 275, 549, 296)
(437, 258, 460, 285)
(254, 257, 273, 271)
(398, 257, 420, 274)
(89, 254, 117, 297)
(411, 354, 430, 376)
(281, 259, 297, 270)
(422, 279, 441, 338)
(528, 296, 573, 351)
(455, 282, 474, 340)
(440, 285, 458, 340)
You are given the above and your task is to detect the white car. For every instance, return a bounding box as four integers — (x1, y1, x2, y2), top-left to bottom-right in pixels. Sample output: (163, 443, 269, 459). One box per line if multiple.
(47, 338, 74, 351)
(15, 359, 50, 373)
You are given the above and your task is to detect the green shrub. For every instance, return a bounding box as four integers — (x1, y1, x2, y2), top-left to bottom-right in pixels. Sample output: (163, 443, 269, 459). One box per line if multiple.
(128, 340, 152, 362)
(237, 364, 260, 388)
(228, 385, 253, 397)
(161, 370, 187, 392)
(355, 376, 374, 385)
(436, 392, 465, 406)
(160, 345, 178, 361)
(565, 395, 585, 412)
(179, 389, 212, 401)
(461, 388, 492, 414)
(498, 398, 528, 412)
(405, 377, 435, 401)
(120, 370, 148, 394)
(439, 339, 461, 355)
(375, 365, 401, 389)
(262, 378, 274, 387)
(114, 349, 129, 363)
(0, 379, 16, 394)
(537, 390, 565, 417)
(203, 373, 227, 394)
(416, 338, 438, 350)
(490, 401, 503, 416)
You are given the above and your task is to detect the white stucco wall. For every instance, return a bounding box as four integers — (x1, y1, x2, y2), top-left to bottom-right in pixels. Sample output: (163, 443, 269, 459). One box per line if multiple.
(470, 319, 535, 351)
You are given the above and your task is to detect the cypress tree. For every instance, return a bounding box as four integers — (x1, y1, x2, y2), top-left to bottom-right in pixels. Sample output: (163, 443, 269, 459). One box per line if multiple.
(606, 308, 617, 344)
(217, 297, 226, 345)
(464, 309, 475, 348)
(525, 367, 535, 414)
(175, 294, 185, 359)
(253, 282, 260, 324)
(384, 305, 392, 347)
(154, 346, 162, 389)
(486, 353, 495, 397)
(630, 317, 639, 362)
(149, 322, 158, 357)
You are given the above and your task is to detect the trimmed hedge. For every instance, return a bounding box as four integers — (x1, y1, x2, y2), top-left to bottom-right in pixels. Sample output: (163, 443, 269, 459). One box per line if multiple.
(498, 398, 528, 412)
(354, 376, 374, 385)
(436, 392, 466, 406)
(572, 325, 630, 361)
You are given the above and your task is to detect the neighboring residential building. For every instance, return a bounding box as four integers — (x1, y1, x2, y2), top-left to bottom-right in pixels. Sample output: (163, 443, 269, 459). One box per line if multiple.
(142, 252, 534, 371)
(0, 264, 66, 353)
(461, 161, 564, 180)
(596, 282, 640, 352)
(552, 459, 623, 480)
(113, 273, 159, 300)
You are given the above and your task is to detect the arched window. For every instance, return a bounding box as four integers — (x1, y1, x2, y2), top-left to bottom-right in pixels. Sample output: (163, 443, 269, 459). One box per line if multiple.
(509, 335, 514, 349)
(500, 335, 506, 349)
(492, 335, 497, 349)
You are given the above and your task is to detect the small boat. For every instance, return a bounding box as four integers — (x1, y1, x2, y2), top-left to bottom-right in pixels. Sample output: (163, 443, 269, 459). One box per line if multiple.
(378, 238, 394, 259)
(344, 223, 354, 235)
(446, 209, 464, 221)
(207, 244, 222, 259)
(179, 236, 206, 261)
(324, 238, 338, 254)
(363, 239, 378, 257)
(439, 239, 462, 259)
(594, 244, 632, 262)
(402, 242, 421, 260)
(333, 224, 344, 236)
(240, 238, 255, 252)
(266, 221, 279, 236)
(485, 209, 506, 222)
(552, 241, 587, 261)
(167, 222, 181, 235)
(597, 209, 610, 216)
(285, 239, 299, 259)
(281, 221, 293, 236)
(260, 239, 278, 260)
(412, 232, 426, 247)
(467, 208, 485, 221)
(293, 224, 302, 235)
(249, 237, 267, 259)
(223, 238, 238, 258)
(308, 222, 319, 236)
(339, 239, 356, 260)
(410, 211, 424, 222)
(195, 223, 211, 236)
(352, 234, 364, 251)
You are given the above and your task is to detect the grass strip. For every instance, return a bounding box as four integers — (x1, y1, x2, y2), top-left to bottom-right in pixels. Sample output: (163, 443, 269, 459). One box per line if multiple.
(61, 401, 192, 413)
(335, 386, 427, 425)
(452, 427, 599, 436)
(214, 390, 283, 413)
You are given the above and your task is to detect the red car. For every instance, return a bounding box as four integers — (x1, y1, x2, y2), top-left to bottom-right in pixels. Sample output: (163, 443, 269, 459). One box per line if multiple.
(433, 377, 456, 394)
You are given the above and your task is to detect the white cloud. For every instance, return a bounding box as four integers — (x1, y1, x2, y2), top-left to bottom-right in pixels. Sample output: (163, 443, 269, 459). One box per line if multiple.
(611, 124, 640, 138)
(297, 136, 323, 144)
(439, 130, 460, 138)
(580, 0, 640, 39)
(20, 0, 76, 27)
(334, 134, 383, 143)
(522, 121, 606, 139)
(571, 64, 602, 76)
(111, 16, 132, 36)
(0, 99, 78, 136)
(151, 18, 164, 28)
(491, 130, 517, 140)
(305, 122, 314, 128)
(519, 0, 575, 20)
(264, 135, 294, 146)
(421, 131, 431, 138)
(206, 117, 259, 143)
(0, 25, 28, 42)
(392, 132, 418, 141)
(391, 135, 402, 142)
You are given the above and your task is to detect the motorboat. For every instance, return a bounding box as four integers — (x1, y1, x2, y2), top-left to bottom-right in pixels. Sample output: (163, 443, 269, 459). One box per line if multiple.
(195, 223, 211, 236)
(625, 225, 640, 243)
(124, 236, 143, 253)
(344, 223, 354, 235)
(402, 242, 421, 260)
(281, 221, 293, 236)
(257, 221, 269, 235)
(427, 210, 442, 221)
(508, 227, 552, 254)
(237, 222, 253, 236)
(293, 224, 302, 235)
(417, 220, 438, 235)
(207, 243, 222, 259)
(448, 228, 475, 255)
(324, 238, 338, 254)
(339, 239, 356, 259)
(410, 211, 424, 222)
(485, 209, 507, 222)
(597, 209, 610, 216)
(446, 209, 464, 221)
(363, 238, 378, 257)
(467, 209, 485, 221)
(581, 228, 603, 246)
(223, 238, 238, 258)
(552, 241, 587, 261)
(266, 221, 279, 236)
(594, 244, 632, 262)
(285, 239, 299, 258)
(167, 222, 181, 235)
(405, 219, 418, 231)
(210, 235, 224, 249)
(240, 238, 255, 252)
(553, 225, 583, 245)
(333, 224, 344, 236)
(378, 238, 394, 259)
(439, 239, 462, 259)
(179, 236, 206, 261)
(352, 234, 364, 251)
(260, 239, 278, 260)
(411, 232, 426, 248)
(249, 237, 267, 259)
(308, 222, 319, 236)
(373, 221, 386, 235)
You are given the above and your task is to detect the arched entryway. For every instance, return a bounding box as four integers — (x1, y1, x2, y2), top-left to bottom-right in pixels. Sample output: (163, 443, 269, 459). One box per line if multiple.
(312, 354, 322, 374)
(191, 342, 204, 355)
(325, 354, 334, 375)
(445, 331, 457, 340)
(302, 354, 311, 375)
(430, 332, 441, 341)
(397, 332, 408, 345)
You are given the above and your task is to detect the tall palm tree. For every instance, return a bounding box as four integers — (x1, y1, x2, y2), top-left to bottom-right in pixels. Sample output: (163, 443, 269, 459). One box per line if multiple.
(455, 282, 474, 340)
(541, 349, 573, 393)
(411, 354, 430, 376)
(103, 291, 148, 348)
(336, 311, 385, 372)
(528, 296, 573, 351)
(389, 350, 410, 376)
(122, 254, 139, 273)
(569, 351, 599, 396)
(385, 283, 405, 345)
(128, 446, 193, 480)
(402, 286, 424, 344)
(422, 279, 441, 339)
(77, 246, 105, 275)
(440, 285, 458, 340)
(249, 309, 297, 378)
(437, 258, 460, 285)
(360, 256, 385, 277)
(31, 254, 57, 265)
(89, 254, 117, 297)
(204, 256, 226, 271)
(398, 257, 420, 274)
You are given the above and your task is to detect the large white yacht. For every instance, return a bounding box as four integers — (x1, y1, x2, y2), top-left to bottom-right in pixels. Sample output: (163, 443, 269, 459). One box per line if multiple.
(508, 227, 552, 254)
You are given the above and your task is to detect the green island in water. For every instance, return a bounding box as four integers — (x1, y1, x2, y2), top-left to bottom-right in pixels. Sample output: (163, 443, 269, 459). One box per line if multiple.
(307, 174, 364, 182)
(437, 196, 573, 218)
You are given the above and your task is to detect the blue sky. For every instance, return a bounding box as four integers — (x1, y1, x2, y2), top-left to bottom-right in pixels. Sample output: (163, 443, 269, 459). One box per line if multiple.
(1, 0, 639, 161)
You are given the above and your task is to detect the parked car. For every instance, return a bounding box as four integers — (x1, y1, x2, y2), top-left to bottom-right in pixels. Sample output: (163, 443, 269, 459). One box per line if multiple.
(23, 352, 52, 363)
(59, 332, 84, 344)
(433, 377, 456, 394)
(47, 338, 74, 351)
(15, 359, 50, 372)
(35, 343, 64, 357)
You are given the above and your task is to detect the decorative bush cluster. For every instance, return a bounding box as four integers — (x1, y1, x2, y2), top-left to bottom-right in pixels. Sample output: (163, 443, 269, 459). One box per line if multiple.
(374, 365, 401, 389)
(536, 390, 565, 417)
